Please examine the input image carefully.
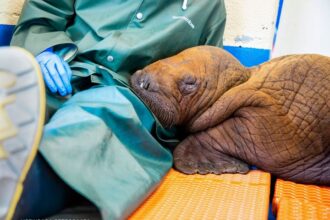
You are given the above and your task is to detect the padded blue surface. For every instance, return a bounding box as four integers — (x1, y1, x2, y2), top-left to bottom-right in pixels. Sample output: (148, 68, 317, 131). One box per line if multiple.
(224, 46, 270, 67)
(0, 24, 15, 46)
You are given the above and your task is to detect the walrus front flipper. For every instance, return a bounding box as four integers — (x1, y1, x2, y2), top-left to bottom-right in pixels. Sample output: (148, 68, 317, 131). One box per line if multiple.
(173, 133, 249, 175)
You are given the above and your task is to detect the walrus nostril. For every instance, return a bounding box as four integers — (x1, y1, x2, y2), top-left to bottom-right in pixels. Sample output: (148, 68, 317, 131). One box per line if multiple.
(138, 74, 152, 91)
(140, 81, 150, 90)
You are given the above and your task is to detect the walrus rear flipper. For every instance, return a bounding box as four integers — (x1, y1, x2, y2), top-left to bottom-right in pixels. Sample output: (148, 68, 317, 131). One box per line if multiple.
(173, 133, 249, 175)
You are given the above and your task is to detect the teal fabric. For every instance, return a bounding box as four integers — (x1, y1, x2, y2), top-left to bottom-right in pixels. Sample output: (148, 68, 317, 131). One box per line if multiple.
(11, 0, 226, 219)
(40, 86, 172, 219)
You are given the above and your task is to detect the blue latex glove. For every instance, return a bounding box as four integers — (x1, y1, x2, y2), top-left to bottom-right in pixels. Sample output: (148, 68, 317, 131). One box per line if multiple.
(36, 51, 72, 96)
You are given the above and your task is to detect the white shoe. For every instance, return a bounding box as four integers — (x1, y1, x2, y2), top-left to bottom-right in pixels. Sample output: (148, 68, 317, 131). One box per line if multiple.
(0, 47, 45, 220)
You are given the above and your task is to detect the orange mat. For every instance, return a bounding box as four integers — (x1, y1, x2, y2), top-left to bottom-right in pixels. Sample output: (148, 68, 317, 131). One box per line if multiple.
(273, 179, 330, 220)
(130, 169, 271, 220)
(277, 198, 330, 220)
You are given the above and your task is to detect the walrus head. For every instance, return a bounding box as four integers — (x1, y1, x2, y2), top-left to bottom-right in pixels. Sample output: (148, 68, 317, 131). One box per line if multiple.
(130, 46, 250, 130)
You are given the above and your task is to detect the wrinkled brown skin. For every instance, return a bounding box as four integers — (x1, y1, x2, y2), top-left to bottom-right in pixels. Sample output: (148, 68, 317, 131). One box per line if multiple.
(130, 46, 330, 185)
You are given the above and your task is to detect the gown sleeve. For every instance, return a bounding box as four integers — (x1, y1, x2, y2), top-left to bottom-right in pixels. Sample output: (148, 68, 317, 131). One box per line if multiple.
(10, 0, 77, 60)
(200, 1, 227, 48)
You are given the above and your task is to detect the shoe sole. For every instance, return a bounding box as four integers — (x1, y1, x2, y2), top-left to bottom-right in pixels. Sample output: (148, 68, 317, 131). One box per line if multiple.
(0, 47, 45, 220)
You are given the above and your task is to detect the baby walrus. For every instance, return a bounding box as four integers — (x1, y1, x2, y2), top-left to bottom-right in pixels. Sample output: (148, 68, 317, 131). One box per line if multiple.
(130, 46, 330, 185)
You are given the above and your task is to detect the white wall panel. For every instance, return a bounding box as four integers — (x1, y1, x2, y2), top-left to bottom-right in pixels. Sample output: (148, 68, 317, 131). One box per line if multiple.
(224, 0, 279, 49)
(0, 0, 25, 25)
(272, 0, 330, 57)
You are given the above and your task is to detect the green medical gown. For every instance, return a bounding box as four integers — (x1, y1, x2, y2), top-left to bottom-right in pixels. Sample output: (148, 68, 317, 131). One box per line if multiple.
(11, 0, 226, 219)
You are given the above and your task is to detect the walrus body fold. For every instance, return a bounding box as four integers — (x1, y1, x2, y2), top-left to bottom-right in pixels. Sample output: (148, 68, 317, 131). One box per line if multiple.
(130, 46, 330, 185)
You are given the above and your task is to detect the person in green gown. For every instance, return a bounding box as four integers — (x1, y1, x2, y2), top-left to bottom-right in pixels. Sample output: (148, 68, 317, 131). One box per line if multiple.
(9, 0, 226, 219)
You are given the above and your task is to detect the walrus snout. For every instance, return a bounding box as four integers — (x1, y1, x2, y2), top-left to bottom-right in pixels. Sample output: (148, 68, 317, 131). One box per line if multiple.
(130, 70, 159, 93)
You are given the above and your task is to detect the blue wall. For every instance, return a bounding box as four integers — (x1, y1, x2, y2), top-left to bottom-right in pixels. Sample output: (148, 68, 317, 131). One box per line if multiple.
(0, 24, 15, 46)
(224, 46, 270, 67)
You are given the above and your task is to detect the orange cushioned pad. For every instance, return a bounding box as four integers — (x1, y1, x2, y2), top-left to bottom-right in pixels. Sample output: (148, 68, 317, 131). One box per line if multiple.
(273, 179, 330, 220)
(277, 198, 330, 220)
(130, 169, 271, 220)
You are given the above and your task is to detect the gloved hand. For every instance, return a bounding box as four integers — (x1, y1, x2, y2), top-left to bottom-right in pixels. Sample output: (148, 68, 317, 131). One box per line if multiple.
(36, 51, 72, 96)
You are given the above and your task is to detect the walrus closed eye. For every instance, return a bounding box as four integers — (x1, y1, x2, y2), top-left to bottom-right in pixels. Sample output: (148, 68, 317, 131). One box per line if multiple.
(130, 46, 330, 185)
